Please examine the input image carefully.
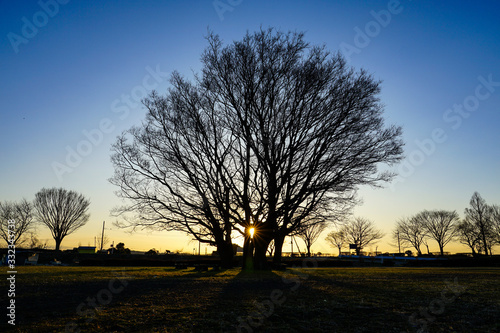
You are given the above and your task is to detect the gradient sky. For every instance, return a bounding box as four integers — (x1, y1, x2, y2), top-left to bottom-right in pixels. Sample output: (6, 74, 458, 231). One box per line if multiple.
(1, 0, 499, 254)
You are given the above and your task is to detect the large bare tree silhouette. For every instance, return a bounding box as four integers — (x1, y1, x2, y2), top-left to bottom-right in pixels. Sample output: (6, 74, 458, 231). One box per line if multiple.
(110, 28, 404, 269)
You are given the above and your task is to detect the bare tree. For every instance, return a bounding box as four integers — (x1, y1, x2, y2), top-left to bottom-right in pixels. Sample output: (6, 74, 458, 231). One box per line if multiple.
(202, 28, 403, 269)
(325, 229, 346, 256)
(110, 28, 403, 270)
(295, 219, 327, 256)
(33, 188, 90, 250)
(417, 210, 459, 256)
(394, 216, 427, 256)
(455, 219, 482, 256)
(342, 217, 384, 255)
(27, 232, 48, 250)
(464, 192, 496, 255)
(0, 199, 35, 246)
(492, 205, 500, 245)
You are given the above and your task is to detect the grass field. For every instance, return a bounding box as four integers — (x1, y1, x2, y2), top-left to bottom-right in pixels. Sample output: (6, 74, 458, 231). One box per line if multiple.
(2, 265, 499, 332)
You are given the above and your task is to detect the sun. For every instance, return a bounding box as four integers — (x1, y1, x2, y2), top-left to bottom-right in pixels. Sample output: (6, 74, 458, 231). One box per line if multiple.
(249, 227, 255, 239)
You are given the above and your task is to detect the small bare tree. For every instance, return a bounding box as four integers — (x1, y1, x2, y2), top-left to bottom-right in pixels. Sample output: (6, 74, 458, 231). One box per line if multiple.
(394, 216, 427, 256)
(464, 192, 497, 255)
(417, 210, 459, 256)
(325, 229, 346, 256)
(492, 205, 500, 245)
(295, 219, 327, 256)
(0, 199, 35, 246)
(455, 219, 482, 256)
(343, 217, 384, 256)
(28, 232, 48, 250)
(33, 188, 90, 250)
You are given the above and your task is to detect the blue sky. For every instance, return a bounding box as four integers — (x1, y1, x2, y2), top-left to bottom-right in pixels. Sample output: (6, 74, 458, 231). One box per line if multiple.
(1, 0, 499, 254)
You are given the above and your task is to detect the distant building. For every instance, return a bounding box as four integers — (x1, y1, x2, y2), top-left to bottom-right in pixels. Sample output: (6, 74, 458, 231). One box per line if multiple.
(77, 246, 96, 254)
(234, 245, 244, 254)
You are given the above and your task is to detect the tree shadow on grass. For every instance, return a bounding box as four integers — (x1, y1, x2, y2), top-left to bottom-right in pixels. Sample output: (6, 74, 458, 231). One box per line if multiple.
(13, 267, 478, 333)
(207, 269, 288, 332)
(210, 267, 422, 332)
(13, 269, 210, 332)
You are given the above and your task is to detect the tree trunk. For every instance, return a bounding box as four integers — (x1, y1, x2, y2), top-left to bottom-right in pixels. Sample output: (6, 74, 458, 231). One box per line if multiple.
(480, 227, 489, 256)
(242, 235, 254, 271)
(306, 243, 311, 257)
(55, 238, 62, 251)
(217, 241, 234, 268)
(471, 246, 478, 257)
(243, 232, 272, 271)
(253, 240, 270, 270)
(273, 234, 285, 266)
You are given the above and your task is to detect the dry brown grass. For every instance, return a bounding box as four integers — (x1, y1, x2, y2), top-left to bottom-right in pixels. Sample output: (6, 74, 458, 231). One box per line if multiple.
(3, 266, 499, 332)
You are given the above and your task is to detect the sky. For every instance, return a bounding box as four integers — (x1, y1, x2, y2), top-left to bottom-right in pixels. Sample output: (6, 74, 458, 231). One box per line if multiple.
(1, 0, 499, 254)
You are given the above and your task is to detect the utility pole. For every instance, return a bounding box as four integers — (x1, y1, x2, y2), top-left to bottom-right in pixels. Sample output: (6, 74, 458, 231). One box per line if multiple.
(197, 228, 201, 256)
(396, 230, 401, 254)
(100, 221, 105, 252)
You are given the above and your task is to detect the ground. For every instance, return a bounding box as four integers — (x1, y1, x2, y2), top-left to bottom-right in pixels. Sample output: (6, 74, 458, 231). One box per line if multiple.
(2, 265, 499, 332)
